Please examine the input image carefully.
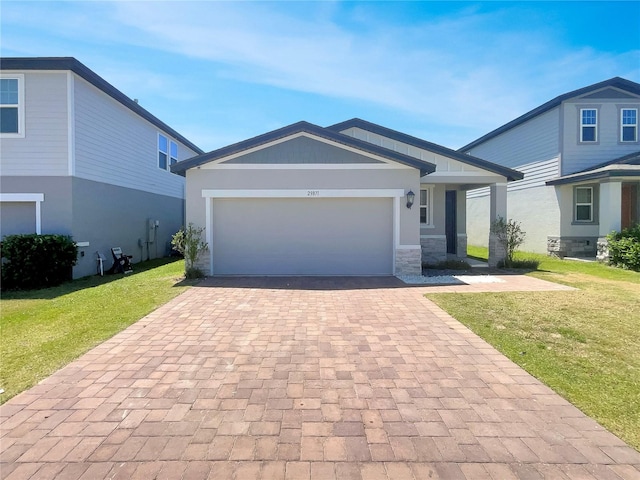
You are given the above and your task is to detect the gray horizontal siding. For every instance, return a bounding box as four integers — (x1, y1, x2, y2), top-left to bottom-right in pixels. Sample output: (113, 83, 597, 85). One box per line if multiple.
(73, 75, 194, 199)
(561, 98, 640, 175)
(466, 157, 559, 199)
(466, 107, 560, 169)
(508, 157, 560, 192)
(0, 72, 69, 176)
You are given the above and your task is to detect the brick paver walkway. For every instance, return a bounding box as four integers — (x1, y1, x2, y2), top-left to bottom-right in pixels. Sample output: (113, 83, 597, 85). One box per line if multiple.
(2, 276, 639, 479)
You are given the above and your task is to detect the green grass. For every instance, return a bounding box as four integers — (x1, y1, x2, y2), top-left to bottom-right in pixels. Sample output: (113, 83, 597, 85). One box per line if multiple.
(0, 258, 197, 404)
(426, 246, 640, 450)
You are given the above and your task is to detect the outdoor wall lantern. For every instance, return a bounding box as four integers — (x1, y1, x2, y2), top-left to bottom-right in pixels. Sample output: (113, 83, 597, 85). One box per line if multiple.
(406, 190, 415, 209)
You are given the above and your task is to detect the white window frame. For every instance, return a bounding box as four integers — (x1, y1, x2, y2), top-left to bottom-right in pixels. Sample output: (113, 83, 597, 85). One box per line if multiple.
(158, 132, 178, 170)
(158, 133, 168, 170)
(0, 74, 25, 138)
(170, 140, 178, 166)
(580, 108, 598, 143)
(419, 186, 434, 227)
(574, 186, 593, 222)
(621, 108, 638, 143)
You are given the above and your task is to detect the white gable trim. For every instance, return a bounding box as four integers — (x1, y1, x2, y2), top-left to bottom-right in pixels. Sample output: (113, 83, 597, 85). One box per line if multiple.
(203, 163, 408, 170)
(200, 132, 412, 169)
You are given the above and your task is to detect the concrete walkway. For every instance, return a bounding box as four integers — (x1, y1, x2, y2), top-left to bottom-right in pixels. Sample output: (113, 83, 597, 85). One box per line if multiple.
(1, 276, 639, 479)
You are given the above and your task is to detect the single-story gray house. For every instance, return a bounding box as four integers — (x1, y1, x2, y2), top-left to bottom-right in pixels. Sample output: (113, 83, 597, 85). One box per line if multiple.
(172, 119, 522, 276)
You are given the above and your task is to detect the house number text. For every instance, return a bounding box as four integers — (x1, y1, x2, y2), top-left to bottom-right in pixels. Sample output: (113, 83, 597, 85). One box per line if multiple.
(307, 190, 320, 197)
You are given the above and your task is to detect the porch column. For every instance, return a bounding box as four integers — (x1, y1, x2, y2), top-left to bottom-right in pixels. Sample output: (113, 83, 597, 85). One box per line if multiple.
(599, 181, 622, 236)
(488, 183, 507, 267)
(456, 190, 467, 258)
(597, 181, 622, 261)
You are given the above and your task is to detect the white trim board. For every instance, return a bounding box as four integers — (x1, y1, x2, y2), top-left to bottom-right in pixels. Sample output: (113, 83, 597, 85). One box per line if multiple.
(201, 189, 405, 199)
(202, 163, 408, 170)
(0, 193, 45, 234)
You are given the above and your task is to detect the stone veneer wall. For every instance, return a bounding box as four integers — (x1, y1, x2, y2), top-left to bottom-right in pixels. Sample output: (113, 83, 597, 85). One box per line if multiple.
(456, 235, 467, 259)
(196, 250, 210, 275)
(596, 237, 609, 262)
(488, 233, 506, 267)
(395, 247, 422, 276)
(547, 236, 598, 258)
(421, 235, 447, 265)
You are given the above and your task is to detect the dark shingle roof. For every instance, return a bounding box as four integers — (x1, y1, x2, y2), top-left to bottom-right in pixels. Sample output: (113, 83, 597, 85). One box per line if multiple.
(171, 121, 437, 176)
(460, 77, 640, 152)
(328, 118, 523, 181)
(0, 57, 203, 154)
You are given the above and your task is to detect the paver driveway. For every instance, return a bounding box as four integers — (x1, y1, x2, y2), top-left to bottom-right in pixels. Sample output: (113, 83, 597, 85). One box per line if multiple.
(2, 277, 639, 480)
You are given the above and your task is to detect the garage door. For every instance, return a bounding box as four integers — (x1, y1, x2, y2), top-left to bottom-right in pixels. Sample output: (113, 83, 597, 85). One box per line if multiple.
(211, 197, 393, 275)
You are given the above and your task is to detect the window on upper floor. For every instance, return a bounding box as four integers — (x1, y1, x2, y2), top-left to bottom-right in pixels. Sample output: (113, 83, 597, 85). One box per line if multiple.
(170, 141, 178, 166)
(574, 186, 595, 223)
(158, 133, 178, 170)
(580, 108, 597, 142)
(621, 108, 638, 142)
(0, 75, 24, 137)
(420, 187, 433, 227)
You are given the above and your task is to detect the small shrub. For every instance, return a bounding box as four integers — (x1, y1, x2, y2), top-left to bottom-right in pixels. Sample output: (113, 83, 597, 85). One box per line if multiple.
(491, 217, 526, 267)
(185, 266, 206, 279)
(497, 258, 540, 270)
(1, 234, 78, 290)
(171, 224, 208, 278)
(607, 224, 640, 272)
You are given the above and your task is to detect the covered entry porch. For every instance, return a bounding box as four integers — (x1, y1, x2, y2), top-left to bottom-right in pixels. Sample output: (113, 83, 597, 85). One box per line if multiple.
(419, 179, 513, 268)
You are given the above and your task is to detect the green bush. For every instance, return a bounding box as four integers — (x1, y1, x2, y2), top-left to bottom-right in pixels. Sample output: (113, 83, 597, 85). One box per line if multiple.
(171, 224, 208, 279)
(607, 224, 640, 272)
(491, 216, 526, 267)
(1, 234, 78, 290)
(497, 258, 540, 270)
(423, 260, 471, 270)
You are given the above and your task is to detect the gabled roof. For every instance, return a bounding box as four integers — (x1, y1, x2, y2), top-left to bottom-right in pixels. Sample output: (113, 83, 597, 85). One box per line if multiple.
(171, 121, 437, 176)
(328, 118, 523, 181)
(546, 150, 640, 186)
(460, 77, 640, 151)
(0, 57, 203, 154)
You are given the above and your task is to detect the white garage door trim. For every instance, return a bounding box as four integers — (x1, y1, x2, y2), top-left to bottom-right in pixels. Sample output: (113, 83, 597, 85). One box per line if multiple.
(201, 189, 406, 275)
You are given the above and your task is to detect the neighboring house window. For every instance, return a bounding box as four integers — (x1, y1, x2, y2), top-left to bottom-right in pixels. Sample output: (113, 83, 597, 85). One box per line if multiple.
(580, 108, 597, 142)
(170, 141, 178, 166)
(158, 134, 178, 170)
(0, 75, 24, 136)
(575, 186, 593, 222)
(621, 108, 638, 142)
(420, 187, 433, 226)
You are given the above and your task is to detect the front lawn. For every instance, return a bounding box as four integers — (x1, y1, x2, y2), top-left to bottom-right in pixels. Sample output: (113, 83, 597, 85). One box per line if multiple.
(0, 258, 197, 404)
(427, 247, 640, 450)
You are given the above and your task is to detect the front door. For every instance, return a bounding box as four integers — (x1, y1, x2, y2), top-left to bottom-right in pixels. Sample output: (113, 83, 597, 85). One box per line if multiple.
(445, 190, 457, 254)
(622, 183, 638, 230)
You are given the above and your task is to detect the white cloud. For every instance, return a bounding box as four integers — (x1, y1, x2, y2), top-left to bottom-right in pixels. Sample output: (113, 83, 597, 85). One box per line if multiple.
(103, 2, 637, 130)
(2, 1, 638, 149)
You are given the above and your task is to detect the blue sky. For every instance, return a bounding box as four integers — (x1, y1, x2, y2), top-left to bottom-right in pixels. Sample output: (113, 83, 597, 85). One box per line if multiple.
(2, 1, 639, 152)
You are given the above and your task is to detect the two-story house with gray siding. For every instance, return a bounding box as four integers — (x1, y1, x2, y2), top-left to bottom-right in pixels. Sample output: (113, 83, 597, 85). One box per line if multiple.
(460, 77, 640, 258)
(0, 57, 203, 278)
